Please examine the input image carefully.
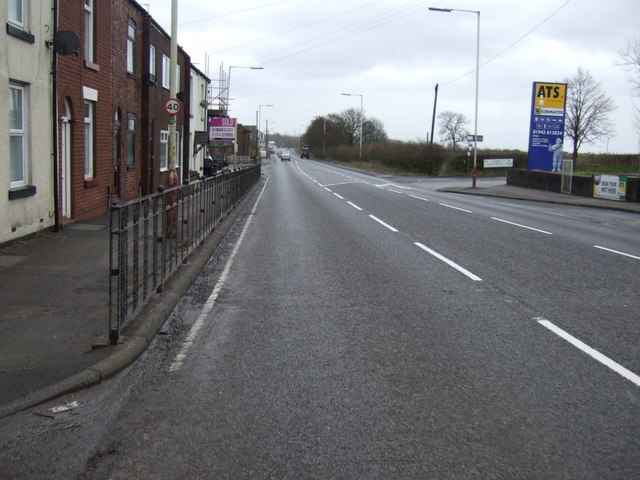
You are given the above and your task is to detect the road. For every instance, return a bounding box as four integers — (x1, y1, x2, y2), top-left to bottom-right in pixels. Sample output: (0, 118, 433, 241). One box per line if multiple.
(2, 156, 639, 479)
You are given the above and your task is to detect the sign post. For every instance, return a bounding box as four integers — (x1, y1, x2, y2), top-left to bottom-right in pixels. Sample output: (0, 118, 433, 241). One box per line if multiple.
(527, 82, 567, 172)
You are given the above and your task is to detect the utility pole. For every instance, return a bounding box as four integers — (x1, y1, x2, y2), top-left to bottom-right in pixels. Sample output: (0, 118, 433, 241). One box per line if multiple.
(165, 0, 179, 237)
(430, 83, 438, 145)
(168, 0, 179, 185)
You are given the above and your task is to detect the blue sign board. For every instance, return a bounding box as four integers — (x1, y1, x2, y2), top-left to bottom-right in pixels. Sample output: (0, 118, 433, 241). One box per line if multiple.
(527, 82, 567, 171)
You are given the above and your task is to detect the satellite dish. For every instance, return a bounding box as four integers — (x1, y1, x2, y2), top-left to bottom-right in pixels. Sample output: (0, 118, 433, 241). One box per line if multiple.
(51, 31, 80, 56)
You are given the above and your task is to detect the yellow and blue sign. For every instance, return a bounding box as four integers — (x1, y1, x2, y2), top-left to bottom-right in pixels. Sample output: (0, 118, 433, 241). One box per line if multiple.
(527, 82, 567, 171)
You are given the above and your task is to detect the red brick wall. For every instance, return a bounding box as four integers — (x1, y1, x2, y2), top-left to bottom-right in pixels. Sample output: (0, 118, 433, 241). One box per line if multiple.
(111, 0, 146, 202)
(142, 19, 190, 195)
(57, 0, 114, 221)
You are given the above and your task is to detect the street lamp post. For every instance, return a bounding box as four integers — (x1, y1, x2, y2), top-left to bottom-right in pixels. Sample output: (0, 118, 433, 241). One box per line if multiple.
(257, 104, 274, 159)
(226, 65, 263, 115)
(341, 93, 364, 162)
(429, 7, 480, 188)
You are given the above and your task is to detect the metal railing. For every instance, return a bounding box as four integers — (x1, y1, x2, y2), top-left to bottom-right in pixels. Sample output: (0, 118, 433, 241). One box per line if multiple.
(108, 164, 261, 344)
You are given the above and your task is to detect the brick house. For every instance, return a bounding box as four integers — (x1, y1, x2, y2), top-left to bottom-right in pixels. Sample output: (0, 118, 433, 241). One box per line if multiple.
(56, 0, 192, 223)
(2, 0, 204, 241)
(141, 16, 191, 195)
(56, 0, 114, 222)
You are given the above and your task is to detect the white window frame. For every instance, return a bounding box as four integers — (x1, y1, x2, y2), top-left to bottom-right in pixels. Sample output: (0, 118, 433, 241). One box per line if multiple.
(160, 130, 169, 170)
(161, 55, 170, 89)
(126, 114, 136, 166)
(84, 0, 94, 63)
(84, 101, 95, 179)
(8, 0, 25, 29)
(149, 45, 156, 78)
(9, 83, 27, 188)
(126, 20, 136, 74)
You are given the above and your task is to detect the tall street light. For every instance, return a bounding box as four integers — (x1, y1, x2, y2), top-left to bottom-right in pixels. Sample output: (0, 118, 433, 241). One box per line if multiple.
(256, 104, 274, 160)
(226, 65, 263, 115)
(341, 93, 364, 162)
(429, 6, 480, 187)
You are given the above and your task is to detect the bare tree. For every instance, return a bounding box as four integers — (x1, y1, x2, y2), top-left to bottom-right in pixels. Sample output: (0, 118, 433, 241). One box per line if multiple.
(618, 36, 640, 94)
(340, 108, 363, 146)
(564, 68, 615, 163)
(618, 36, 640, 137)
(437, 111, 469, 150)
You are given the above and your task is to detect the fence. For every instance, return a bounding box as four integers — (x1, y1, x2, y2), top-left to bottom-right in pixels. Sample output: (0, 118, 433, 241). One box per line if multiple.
(108, 164, 261, 344)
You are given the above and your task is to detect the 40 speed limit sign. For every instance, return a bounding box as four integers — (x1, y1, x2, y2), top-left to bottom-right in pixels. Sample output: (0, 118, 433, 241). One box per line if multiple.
(164, 98, 182, 115)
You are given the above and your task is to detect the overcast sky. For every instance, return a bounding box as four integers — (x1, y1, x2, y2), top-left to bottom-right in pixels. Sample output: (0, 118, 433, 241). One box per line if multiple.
(146, 0, 640, 154)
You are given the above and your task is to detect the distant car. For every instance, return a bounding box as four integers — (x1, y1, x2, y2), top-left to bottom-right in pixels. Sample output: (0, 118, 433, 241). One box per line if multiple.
(280, 151, 291, 161)
(301, 145, 309, 159)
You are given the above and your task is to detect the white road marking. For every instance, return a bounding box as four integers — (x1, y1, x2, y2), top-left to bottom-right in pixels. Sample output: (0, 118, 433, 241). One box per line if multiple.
(333, 192, 344, 199)
(387, 189, 403, 194)
(439, 202, 472, 213)
(347, 202, 363, 211)
(594, 245, 640, 260)
(369, 215, 399, 232)
(324, 187, 332, 192)
(169, 178, 269, 373)
(536, 318, 640, 387)
(491, 217, 553, 235)
(409, 194, 430, 202)
(414, 242, 483, 281)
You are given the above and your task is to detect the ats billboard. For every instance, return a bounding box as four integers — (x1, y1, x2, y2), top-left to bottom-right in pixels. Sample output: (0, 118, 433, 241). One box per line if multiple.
(527, 82, 567, 172)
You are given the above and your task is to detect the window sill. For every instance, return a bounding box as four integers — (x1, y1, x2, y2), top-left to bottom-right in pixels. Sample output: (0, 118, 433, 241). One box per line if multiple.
(8, 185, 37, 200)
(85, 60, 100, 72)
(6, 23, 35, 44)
(84, 178, 99, 188)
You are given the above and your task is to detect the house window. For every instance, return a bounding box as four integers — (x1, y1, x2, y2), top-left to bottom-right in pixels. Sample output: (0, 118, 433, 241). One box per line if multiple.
(126, 114, 136, 166)
(149, 45, 156, 77)
(160, 130, 168, 170)
(84, 101, 95, 179)
(8, 0, 25, 29)
(9, 83, 27, 188)
(162, 55, 170, 89)
(126, 20, 136, 74)
(84, 0, 94, 63)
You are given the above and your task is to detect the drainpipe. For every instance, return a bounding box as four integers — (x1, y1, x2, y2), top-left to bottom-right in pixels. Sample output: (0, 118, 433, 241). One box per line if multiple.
(51, 0, 60, 230)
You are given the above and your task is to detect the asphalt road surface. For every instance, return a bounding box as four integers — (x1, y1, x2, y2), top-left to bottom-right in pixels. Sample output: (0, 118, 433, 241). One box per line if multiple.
(2, 157, 639, 479)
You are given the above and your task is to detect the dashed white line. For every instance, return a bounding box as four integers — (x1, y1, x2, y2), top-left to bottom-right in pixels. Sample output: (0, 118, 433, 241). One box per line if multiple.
(409, 194, 430, 202)
(387, 189, 403, 194)
(414, 242, 482, 281)
(347, 201, 363, 211)
(491, 217, 553, 235)
(369, 215, 399, 232)
(333, 192, 344, 200)
(439, 202, 472, 213)
(536, 317, 640, 387)
(594, 245, 640, 260)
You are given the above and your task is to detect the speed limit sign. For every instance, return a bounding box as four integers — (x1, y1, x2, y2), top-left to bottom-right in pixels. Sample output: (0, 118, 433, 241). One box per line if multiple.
(165, 98, 181, 115)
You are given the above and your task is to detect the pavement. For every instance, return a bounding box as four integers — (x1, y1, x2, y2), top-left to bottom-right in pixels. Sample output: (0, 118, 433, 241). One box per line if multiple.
(0, 179, 638, 418)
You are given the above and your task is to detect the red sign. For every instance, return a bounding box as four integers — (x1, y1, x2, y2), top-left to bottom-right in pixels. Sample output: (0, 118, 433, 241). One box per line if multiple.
(209, 117, 237, 141)
(165, 98, 181, 115)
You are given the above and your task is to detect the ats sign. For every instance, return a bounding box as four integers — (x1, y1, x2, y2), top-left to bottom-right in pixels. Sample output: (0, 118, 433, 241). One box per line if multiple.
(527, 82, 567, 172)
(209, 117, 237, 142)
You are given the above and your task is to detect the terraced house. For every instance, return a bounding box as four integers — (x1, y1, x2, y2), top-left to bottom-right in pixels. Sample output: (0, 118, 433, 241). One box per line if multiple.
(2, 0, 56, 244)
(1, 0, 208, 244)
